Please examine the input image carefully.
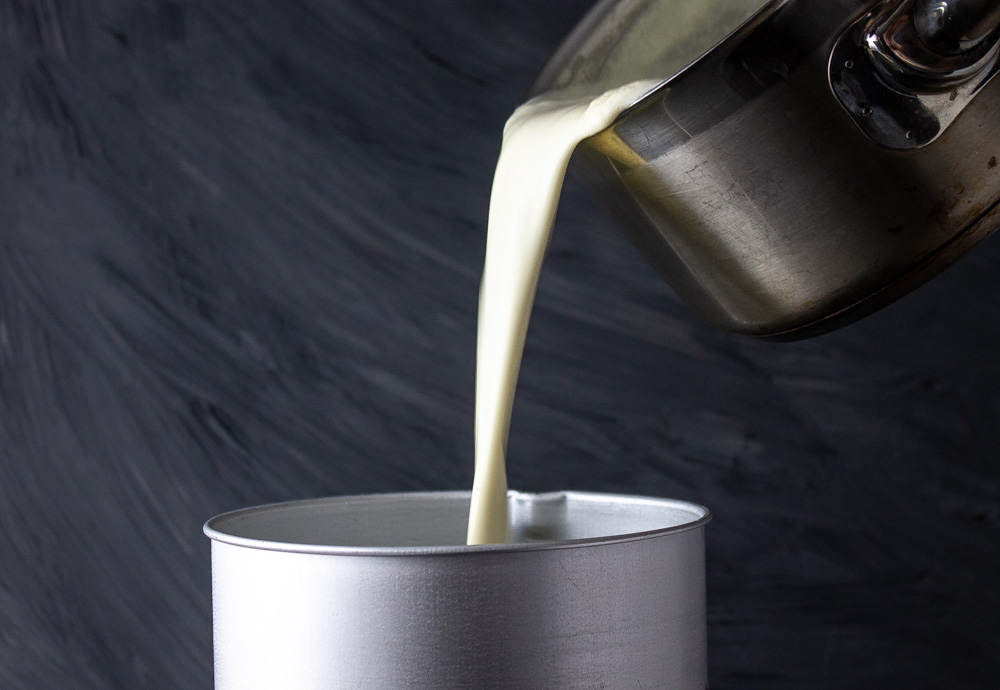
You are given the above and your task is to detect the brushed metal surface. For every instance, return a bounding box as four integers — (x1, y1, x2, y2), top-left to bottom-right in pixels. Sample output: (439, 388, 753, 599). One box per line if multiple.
(205, 491, 710, 690)
(531, 0, 1000, 337)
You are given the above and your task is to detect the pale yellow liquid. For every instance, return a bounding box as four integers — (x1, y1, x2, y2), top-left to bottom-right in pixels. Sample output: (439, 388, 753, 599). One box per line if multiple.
(466, 81, 657, 544)
(467, 0, 769, 545)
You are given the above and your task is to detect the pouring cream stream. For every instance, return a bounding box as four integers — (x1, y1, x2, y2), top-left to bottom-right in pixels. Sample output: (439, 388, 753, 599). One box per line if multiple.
(467, 81, 657, 544)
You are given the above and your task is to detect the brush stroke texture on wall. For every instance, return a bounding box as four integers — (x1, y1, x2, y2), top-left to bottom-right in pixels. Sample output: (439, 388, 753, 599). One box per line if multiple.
(1, 1, 998, 688)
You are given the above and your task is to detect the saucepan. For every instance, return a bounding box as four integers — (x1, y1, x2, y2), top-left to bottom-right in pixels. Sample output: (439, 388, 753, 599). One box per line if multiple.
(531, 0, 1000, 338)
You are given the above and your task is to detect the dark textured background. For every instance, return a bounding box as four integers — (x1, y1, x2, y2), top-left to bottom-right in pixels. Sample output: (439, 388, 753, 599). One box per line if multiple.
(1, 1, 998, 688)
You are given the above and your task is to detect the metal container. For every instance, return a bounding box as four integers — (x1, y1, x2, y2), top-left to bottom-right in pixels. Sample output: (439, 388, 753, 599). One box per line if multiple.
(531, 0, 1000, 338)
(204, 491, 710, 690)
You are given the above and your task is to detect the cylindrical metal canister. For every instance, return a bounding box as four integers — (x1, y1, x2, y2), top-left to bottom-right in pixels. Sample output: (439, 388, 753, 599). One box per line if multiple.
(204, 491, 710, 689)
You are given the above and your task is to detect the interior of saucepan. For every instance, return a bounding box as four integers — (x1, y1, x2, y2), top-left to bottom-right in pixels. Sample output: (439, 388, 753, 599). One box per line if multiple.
(204, 491, 709, 552)
(528, 0, 776, 100)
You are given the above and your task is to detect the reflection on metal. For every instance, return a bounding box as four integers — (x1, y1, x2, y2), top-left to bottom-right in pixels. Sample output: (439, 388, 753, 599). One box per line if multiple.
(830, 0, 1000, 150)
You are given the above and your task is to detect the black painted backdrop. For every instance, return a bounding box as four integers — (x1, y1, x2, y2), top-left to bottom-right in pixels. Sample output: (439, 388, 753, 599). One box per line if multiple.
(1, 1, 998, 688)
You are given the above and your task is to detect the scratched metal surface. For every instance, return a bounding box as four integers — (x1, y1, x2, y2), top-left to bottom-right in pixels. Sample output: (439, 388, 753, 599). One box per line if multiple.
(1, 1, 998, 688)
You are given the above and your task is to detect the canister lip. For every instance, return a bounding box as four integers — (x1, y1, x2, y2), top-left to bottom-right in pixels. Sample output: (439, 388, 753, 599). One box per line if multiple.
(203, 490, 711, 557)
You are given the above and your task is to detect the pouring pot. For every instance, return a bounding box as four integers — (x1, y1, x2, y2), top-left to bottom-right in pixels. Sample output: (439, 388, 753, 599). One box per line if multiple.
(531, 0, 1000, 338)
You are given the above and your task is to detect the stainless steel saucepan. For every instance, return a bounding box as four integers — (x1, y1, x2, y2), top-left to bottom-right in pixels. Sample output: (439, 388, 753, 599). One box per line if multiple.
(532, 0, 1000, 338)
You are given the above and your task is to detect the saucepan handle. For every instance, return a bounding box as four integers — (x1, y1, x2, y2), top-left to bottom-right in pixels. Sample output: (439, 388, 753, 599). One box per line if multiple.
(829, 0, 1000, 149)
(913, 0, 1000, 56)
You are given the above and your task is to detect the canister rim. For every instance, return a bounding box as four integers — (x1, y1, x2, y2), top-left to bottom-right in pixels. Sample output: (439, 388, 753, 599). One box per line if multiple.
(203, 490, 710, 557)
